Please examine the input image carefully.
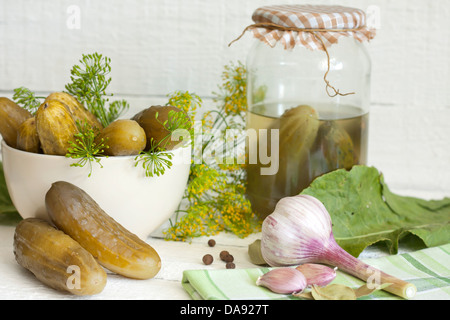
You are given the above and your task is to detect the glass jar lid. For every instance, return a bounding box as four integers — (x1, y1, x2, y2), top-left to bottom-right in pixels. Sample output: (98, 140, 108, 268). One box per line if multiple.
(232, 4, 376, 50)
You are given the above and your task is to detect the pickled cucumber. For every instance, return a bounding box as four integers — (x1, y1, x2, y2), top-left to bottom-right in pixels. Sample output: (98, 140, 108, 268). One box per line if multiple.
(45, 92, 103, 130)
(45, 181, 161, 280)
(246, 105, 320, 218)
(133, 105, 189, 151)
(276, 105, 320, 195)
(35, 100, 79, 155)
(14, 218, 107, 295)
(318, 121, 357, 170)
(0, 97, 32, 148)
(96, 119, 146, 156)
(16, 117, 41, 153)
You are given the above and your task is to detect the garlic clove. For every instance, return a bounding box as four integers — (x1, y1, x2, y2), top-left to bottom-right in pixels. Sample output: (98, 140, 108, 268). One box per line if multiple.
(256, 267, 307, 294)
(296, 263, 337, 287)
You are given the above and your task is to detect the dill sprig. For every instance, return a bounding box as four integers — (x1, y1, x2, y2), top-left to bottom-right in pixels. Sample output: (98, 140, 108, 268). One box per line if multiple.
(164, 61, 261, 242)
(65, 53, 129, 127)
(12, 87, 45, 114)
(134, 111, 189, 177)
(63, 53, 130, 176)
(156, 109, 193, 150)
(167, 90, 202, 121)
(134, 139, 174, 177)
(66, 121, 108, 177)
(158, 109, 192, 132)
(134, 93, 198, 177)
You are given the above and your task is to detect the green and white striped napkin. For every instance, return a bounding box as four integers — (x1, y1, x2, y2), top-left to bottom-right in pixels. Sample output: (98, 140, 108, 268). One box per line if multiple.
(182, 243, 450, 300)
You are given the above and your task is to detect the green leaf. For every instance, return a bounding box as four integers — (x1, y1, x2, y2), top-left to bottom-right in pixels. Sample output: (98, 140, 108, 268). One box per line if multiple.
(248, 239, 268, 266)
(301, 165, 450, 257)
(310, 284, 356, 300)
(0, 162, 21, 225)
(381, 177, 450, 250)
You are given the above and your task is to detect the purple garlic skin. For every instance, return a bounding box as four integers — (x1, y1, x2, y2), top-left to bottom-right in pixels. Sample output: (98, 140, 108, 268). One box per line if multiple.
(296, 263, 337, 287)
(256, 267, 307, 294)
(261, 195, 333, 267)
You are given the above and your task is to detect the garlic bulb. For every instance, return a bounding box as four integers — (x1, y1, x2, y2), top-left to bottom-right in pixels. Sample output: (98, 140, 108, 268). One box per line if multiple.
(256, 267, 307, 294)
(261, 195, 417, 300)
(296, 264, 337, 287)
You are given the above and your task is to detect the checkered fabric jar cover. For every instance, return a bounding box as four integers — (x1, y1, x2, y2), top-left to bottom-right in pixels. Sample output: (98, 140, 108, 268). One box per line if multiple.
(250, 4, 376, 50)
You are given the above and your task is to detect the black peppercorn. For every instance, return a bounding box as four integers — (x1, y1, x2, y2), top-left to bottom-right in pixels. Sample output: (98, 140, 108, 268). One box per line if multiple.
(219, 250, 229, 261)
(226, 262, 235, 269)
(224, 254, 234, 263)
(207, 239, 216, 247)
(202, 254, 213, 265)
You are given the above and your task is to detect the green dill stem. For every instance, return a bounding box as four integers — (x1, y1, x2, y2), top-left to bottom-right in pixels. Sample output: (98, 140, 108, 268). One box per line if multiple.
(90, 76, 109, 127)
(201, 110, 230, 154)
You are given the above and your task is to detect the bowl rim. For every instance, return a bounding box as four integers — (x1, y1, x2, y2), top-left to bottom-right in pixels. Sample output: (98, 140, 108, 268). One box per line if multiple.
(1, 139, 191, 162)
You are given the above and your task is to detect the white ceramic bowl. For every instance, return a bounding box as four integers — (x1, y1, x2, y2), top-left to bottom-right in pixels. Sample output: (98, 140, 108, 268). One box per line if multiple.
(1, 140, 191, 239)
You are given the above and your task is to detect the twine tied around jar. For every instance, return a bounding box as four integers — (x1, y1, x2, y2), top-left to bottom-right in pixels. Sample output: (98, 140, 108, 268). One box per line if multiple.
(228, 5, 376, 98)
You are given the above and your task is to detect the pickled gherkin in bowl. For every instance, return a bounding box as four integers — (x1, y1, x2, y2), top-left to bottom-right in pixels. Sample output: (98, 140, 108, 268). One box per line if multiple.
(0, 53, 193, 238)
(0, 95, 191, 240)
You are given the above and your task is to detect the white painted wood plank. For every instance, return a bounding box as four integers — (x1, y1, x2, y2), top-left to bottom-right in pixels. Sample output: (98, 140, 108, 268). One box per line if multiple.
(0, 218, 430, 300)
(0, 224, 259, 300)
(1, 0, 449, 105)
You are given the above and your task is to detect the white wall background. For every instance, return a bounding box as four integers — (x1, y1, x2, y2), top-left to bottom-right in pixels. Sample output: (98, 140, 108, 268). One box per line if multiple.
(1, 0, 449, 198)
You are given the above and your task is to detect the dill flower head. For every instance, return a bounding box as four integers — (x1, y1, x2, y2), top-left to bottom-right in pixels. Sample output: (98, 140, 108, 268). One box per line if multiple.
(214, 61, 248, 117)
(167, 90, 202, 122)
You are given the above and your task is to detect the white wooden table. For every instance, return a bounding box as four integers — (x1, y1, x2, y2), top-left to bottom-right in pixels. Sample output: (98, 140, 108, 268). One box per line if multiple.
(1, 187, 444, 300)
(0, 223, 265, 300)
(0, 188, 443, 300)
(0, 220, 418, 300)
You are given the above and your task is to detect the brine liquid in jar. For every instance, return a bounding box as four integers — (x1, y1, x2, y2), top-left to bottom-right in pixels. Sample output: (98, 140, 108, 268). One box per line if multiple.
(246, 103, 368, 218)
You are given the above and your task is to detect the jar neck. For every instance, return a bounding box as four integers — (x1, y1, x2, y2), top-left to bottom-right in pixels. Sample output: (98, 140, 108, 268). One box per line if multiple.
(247, 37, 371, 118)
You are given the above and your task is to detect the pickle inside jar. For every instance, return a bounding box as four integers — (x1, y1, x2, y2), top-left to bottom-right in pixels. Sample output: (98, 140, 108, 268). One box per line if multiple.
(246, 103, 368, 219)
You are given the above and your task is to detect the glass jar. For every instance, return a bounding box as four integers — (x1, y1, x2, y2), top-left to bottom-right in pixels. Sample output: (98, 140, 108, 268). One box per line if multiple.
(244, 5, 374, 218)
